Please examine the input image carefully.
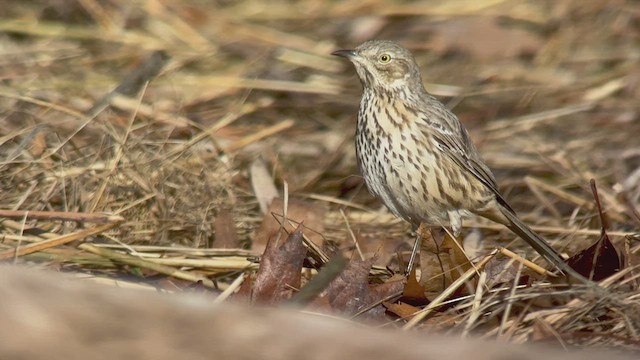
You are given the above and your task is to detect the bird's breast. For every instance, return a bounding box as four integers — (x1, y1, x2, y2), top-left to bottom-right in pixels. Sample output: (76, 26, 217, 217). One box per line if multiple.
(355, 96, 451, 225)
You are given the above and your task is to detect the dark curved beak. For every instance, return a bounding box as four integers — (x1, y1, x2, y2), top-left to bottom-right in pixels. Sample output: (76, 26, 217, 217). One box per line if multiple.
(331, 49, 357, 58)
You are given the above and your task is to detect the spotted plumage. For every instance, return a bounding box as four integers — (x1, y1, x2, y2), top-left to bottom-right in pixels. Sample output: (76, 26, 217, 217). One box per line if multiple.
(333, 40, 574, 275)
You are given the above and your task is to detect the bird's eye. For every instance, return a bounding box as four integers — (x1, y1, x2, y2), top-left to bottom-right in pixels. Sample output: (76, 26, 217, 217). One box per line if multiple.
(378, 53, 392, 63)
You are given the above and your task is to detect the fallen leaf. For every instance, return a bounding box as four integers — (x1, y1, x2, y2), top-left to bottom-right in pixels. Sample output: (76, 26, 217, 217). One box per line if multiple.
(369, 277, 404, 304)
(252, 224, 306, 304)
(384, 301, 419, 319)
(567, 180, 622, 281)
(325, 257, 376, 315)
(566, 234, 621, 281)
(252, 197, 325, 255)
(419, 229, 471, 293)
(401, 267, 429, 307)
(484, 257, 520, 286)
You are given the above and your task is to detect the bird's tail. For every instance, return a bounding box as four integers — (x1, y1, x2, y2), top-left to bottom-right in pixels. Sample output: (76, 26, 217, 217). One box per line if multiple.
(499, 205, 576, 276)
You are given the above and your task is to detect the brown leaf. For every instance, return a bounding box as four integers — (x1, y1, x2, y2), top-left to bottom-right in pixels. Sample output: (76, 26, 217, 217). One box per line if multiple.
(419, 230, 471, 293)
(252, 224, 306, 304)
(252, 197, 325, 255)
(369, 277, 404, 303)
(212, 208, 239, 248)
(401, 268, 429, 307)
(484, 257, 519, 286)
(384, 301, 419, 319)
(325, 257, 376, 315)
(566, 234, 621, 281)
(567, 180, 622, 281)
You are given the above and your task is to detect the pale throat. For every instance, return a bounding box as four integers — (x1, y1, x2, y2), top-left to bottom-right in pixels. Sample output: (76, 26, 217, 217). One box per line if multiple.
(389, 72, 411, 90)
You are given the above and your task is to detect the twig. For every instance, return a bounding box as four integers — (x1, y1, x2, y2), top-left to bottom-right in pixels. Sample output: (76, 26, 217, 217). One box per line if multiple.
(0, 221, 122, 260)
(500, 247, 556, 277)
(78, 243, 216, 288)
(0, 210, 124, 224)
(403, 249, 498, 330)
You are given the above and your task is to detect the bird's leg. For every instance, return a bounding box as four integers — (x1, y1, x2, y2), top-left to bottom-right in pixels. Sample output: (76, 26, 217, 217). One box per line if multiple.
(426, 227, 447, 289)
(406, 223, 428, 276)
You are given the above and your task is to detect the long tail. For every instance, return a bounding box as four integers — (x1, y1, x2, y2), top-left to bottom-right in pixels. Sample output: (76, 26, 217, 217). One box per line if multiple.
(498, 205, 580, 278)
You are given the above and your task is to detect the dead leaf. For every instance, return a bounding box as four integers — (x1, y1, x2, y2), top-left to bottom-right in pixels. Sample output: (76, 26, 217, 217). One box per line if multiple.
(325, 257, 377, 315)
(419, 229, 471, 293)
(384, 301, 419, 319)
(401, 268, 429, 307)
(252, 197, 325, 255)
(484, 257, 520, 286)
(566, 234, 621, 281)
(369, 277, 404, 303)
(567, 180, 622, 281)
(252, 224, 306, 304)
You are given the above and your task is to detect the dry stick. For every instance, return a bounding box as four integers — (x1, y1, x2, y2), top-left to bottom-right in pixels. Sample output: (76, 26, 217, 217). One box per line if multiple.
(0, 19, 162, 46)
(78, 243, 216, 288)
(403, 249, 498, 330)
(510, 267, 635, 343)
(212, 274, 246, 305)
(143, 257, 258, 270)
(93, 244, 257, 257)
(285, 219, 330, 264)
(89, 81, 147, 213)
(498, 262, 524, 339)
(298, 135, 351, 191)
(524, 177, 563, 220)
(340, 209, 364, 261)
(144, 0, 212, 51)
(466, 221, 635, 238)
(0, 221, 121, 260)
(0, 210, 124, 224)
(223, 119, 294, 153)
(77, 0, 117, 31)
(109, 95, 195, 128)
(524, 176, 593, 209)
(462, 271, 487, 338)
(0, 89, 86, 119)
(162, 100, 268, 162)
(499, 247, 555, 276)
(300, 193, 375, 213)
(269, 214, 330, 265)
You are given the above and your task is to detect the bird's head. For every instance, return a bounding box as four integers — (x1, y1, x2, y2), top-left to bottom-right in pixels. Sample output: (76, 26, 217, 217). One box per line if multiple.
(332, 40, 424, 93)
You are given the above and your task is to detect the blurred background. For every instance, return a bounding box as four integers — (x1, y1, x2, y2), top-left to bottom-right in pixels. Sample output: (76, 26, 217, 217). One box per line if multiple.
(0, 0, 638, 269)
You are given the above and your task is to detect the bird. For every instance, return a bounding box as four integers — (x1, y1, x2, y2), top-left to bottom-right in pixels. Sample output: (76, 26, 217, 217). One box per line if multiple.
(332, 40, 580, 278)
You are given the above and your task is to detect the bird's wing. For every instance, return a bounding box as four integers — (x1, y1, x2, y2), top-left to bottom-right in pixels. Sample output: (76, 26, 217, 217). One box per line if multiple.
(418, 107, 516, 214)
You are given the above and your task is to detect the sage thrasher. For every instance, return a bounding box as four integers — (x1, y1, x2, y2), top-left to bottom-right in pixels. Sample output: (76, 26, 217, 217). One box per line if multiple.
(332, 40, 577, 277)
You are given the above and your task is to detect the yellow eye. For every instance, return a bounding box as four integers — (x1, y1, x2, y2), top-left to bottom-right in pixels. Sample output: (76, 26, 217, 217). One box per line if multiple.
(379, 53, 392, 63)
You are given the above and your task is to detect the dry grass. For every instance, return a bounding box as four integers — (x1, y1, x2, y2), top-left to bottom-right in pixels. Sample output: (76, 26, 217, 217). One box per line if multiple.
(0, 0, 639, 351)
